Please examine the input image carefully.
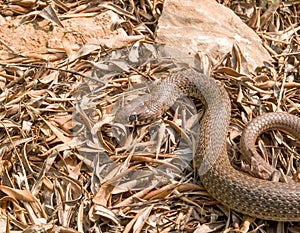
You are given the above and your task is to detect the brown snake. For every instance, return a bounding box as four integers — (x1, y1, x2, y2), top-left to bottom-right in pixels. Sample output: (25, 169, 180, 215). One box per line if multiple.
(115, 70, 300, 221)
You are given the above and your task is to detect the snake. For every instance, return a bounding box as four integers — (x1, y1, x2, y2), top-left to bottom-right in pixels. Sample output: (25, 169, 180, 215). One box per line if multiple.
(114, 70, 300, 221)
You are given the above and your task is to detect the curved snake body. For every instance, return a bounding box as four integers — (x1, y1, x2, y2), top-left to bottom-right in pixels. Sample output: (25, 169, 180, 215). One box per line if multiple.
(115, 70, 300, 221)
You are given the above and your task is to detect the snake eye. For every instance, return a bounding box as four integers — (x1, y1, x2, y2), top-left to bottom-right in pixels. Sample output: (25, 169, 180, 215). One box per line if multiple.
(129, 114, 137, 122)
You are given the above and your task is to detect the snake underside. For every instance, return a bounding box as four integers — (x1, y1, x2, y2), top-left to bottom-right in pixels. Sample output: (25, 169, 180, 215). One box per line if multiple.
(115, 70, 300, 221)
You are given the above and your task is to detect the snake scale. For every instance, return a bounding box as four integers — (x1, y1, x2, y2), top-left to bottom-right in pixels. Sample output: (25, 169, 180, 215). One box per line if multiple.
(115, 70, 300, 221)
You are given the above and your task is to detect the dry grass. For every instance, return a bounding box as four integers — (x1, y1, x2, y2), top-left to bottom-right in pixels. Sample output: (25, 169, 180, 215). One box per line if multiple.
(0, 0, 299, 232)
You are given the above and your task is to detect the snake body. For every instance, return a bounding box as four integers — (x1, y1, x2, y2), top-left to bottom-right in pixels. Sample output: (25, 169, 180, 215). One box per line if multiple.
(115, 70, 300, 221)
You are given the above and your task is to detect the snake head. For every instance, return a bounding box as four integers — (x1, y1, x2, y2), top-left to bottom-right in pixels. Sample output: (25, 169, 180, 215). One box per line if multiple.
(114, 95, 166, 125)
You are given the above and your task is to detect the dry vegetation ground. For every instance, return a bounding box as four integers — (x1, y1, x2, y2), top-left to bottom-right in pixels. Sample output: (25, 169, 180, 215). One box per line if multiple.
(0, 0, 300, 232)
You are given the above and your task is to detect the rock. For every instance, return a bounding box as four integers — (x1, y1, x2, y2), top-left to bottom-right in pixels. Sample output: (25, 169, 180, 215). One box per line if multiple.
(156, 0, 273, 72)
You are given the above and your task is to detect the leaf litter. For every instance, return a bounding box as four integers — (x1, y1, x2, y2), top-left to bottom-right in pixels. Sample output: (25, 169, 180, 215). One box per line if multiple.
(0, 0, 299, 232)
